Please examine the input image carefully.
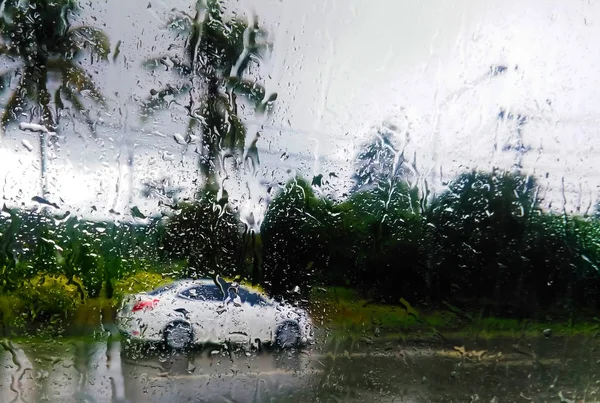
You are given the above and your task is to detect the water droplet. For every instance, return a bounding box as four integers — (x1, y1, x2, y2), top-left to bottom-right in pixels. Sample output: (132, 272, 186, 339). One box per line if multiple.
(21, 139, 33, 152)
(173, 133, 186, 145)
(162, 151, 175, 161)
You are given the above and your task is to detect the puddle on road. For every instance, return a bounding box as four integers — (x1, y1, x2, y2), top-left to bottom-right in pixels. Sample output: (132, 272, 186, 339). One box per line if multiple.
(1, 336, 599, 402)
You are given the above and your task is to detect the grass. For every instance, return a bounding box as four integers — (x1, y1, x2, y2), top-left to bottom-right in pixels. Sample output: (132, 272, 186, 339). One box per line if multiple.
(4, 284, 600, 344)
(309, 287, 600, 342)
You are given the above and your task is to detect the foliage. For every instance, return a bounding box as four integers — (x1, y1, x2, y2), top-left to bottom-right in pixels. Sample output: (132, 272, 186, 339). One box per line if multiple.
(143, 0, 275, 190)
(161, 190, 243, 279)
(113, 271, 172, 301)
(0, 0, 597, 339)
(352, 130, 408, 192)
(0, 294, 26, 335)
(0, 0, 109, 131)
(17, 273, 81, 326)
(1, 163, 600, 325)
(0, 208, 168, 298)
(258, 168, 600, 317)
(259, 176, 426, 302)
(310, 287, 431, 334)
(332, 180, 425, 301)
(310, 287, 600, 342)
(261, 178, 338, 300)
(0, 0, 109, 195)
(425, 170, 538, 309)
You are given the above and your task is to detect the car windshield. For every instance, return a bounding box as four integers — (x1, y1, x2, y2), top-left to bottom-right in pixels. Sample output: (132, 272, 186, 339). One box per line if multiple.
(1, 1, 599, 402)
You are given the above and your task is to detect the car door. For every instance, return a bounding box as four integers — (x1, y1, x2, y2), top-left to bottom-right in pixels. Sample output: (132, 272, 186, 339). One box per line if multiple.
(236, 288, 275, 343)
(220, 285, 250, 343)
(176, 285, 225, 343)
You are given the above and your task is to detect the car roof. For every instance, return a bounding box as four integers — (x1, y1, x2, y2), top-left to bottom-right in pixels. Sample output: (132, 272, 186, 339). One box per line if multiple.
(150, 278, 269, 298)
(147, 278, 274, 304)
(170, 278, 219, 290)
(144, 279, 214, 294)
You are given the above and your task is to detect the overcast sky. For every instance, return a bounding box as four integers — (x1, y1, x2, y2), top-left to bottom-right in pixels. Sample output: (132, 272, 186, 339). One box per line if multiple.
(1, 0, 599, 222)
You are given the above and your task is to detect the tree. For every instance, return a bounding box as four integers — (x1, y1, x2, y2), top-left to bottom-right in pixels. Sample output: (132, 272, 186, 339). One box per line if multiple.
(143, 0, 276, 192)
(161, 190, 243, 279)
(352, 130, 410, 193)
(332, 180, 425, 301)
(261, 178, 337, 301)
(565, 216, 600, 309)
(0, 0, 109, 195)
(425, 170, 539, 313)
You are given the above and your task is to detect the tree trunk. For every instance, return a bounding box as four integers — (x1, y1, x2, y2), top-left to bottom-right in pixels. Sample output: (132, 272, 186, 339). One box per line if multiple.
(39, 131, 47, 196)
(37, 63, 52, 196)
(199, 75, 222, 193)
(251, 231, 262, 285)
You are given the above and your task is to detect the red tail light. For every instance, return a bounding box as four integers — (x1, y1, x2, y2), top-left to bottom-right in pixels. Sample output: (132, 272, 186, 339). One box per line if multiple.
(132, 299, 159, 312)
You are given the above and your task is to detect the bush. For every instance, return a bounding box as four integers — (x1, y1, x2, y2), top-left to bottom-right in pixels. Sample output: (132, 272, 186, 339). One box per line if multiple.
(17, 273, 82, 325)
(0, 294, 26, 335)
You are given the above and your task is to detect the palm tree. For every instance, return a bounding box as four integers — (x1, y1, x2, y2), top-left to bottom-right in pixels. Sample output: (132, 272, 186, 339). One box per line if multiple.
(0, 0, 109, 195)
(351, 130, 413, 193)
(143, 0, 276, 192)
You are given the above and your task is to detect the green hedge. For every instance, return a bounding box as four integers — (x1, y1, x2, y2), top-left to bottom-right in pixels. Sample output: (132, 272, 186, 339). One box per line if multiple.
(17, 274, 82, 322)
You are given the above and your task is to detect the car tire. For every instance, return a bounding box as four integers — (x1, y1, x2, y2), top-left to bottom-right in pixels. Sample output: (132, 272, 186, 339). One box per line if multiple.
(276, 321, 301, 349)
(164, 321, 193, 350)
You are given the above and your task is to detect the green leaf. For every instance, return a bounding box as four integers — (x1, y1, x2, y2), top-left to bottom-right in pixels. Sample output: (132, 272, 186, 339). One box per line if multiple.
(226, 77, 265, 104)
(142, 56, 192, 77)
(200, 21, 243, 72)
(130, 206, 147, 219)
(164, 13, 193, 35)
(221, 97, 246, 152)
(0, 44, 17, 59)
(60, 85, 96, 134)
(141, 83, 191, 120)
(54, 87, 64, 112)
(55, 60, 104, 103)
(0, 69, 15, 95)
(64, 26, 111, 61)
(112, 40, 122, 62)
(0, 71, 26, 133)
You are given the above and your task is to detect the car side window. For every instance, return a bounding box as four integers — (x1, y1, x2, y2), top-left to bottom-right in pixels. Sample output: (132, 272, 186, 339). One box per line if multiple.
(237, 288, 268, 306)
(179, 285, 224, 301)
(203, 285, 226, 301)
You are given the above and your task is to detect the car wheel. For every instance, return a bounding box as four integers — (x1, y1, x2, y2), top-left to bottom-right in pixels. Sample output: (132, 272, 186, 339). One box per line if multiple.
(276, 322, 301, 348)
(164, 321, 193, 350)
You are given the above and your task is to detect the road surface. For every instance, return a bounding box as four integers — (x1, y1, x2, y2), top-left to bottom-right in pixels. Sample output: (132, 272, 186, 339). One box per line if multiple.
(1, 335, 599, 402)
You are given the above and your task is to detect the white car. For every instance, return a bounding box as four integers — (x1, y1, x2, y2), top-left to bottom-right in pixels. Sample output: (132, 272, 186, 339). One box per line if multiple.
(116, 278, 314, 350)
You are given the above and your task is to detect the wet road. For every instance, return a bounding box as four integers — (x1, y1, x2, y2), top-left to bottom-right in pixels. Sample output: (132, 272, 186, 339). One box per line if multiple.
(2, 335, 600, 402)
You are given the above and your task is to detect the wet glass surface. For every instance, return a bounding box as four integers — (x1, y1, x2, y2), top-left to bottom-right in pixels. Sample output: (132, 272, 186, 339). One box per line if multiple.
(1, 0, 600, 402)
